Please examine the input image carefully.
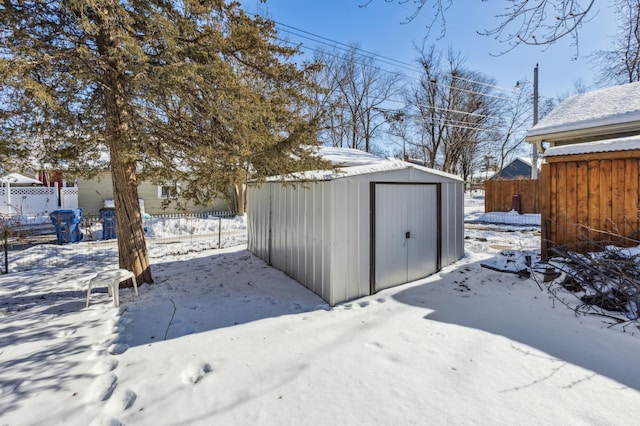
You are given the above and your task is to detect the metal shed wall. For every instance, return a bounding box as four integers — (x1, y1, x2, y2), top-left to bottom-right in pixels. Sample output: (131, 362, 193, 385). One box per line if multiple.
(440, 181, 465, 265)
(247, 166, 464, 305)
(248, 180, 338, 303)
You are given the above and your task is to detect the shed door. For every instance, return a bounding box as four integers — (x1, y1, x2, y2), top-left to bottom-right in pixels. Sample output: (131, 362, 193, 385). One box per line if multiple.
(373, 183, 439, 292)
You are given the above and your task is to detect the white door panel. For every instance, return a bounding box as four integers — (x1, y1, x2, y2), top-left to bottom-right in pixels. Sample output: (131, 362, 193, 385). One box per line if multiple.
(374, 184, 438, 292)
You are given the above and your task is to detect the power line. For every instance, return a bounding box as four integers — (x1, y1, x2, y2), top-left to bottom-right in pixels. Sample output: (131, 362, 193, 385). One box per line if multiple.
(274, 21, 419, 73)
(245, 10, 521, 97)
(275, 31, 518, 106)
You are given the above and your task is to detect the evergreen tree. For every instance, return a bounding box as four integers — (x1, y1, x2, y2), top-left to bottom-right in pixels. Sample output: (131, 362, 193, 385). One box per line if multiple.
(0, 0, 327, 285)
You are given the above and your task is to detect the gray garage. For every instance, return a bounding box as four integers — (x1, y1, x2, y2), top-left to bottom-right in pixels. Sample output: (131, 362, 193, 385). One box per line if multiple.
(247, 150, 464, 305)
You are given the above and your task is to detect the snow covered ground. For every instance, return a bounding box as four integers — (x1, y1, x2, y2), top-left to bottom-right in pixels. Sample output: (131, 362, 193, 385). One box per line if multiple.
(1, 193, 640, 425)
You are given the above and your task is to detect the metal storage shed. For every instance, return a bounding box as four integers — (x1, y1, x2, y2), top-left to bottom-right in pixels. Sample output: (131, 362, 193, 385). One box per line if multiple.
(247, 150, 464, 306)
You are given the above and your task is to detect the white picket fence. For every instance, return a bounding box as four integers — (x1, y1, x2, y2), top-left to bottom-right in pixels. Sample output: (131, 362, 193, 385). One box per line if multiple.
(0, 183, 79, 216)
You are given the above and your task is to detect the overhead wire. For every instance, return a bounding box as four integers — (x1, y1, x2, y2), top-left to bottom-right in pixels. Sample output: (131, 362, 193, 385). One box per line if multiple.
(243, 8, 533, 135)
(245, 10, 521, 99)
(273, 29, 517, 103)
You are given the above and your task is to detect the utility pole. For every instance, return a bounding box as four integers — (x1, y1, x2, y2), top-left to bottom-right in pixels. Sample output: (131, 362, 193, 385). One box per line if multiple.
(531, 63, 539, 179)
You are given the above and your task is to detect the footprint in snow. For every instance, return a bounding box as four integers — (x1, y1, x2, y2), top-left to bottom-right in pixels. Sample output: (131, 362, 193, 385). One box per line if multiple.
(88, 415, 124, 426)
(88, 349, 107, 360)
(108, 343, 129, 355)
(91, 341, 110, 352)
(105, 388, 137, 412)
(0, 380, 22, 396)
(111, 325, 126, 334)
(56, 328, 77, 338)
(289, 302, 305, 310)
(181, 362, 212, 384)
(111, 333, 132, 344)
(93, 358, 119, 375)
(87, 373, 118, 402)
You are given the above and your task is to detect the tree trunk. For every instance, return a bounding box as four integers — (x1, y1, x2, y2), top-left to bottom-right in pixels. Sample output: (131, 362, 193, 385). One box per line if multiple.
(109, 143, 154, 286)
(98, 6, 153, 286)
(235, 183, 246, 216)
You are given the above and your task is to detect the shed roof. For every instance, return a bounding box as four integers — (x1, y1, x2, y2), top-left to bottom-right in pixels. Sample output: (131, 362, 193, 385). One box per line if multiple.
(526, 82, 640, 144)
(269, 147, 462, 183)
(543, 135, 640, 157)
(318, 146, 390, 167)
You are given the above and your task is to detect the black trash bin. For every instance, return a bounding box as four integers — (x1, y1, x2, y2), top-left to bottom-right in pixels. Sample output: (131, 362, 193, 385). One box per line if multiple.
(99, 208, 117, 240)
(510, 194, 522, 214)
(49, 208, 83, 244)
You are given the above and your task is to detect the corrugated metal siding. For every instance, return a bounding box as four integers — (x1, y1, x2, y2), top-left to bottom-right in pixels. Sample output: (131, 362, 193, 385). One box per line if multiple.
(249, 181, 336, 303)
(329, 180, 371, 305)
(247, 165, 464, 306)
(271, 184, 288, 273)
(247, 184, 270, 262)
(322, 183, 334, 303)
(439, 182, 465, 266)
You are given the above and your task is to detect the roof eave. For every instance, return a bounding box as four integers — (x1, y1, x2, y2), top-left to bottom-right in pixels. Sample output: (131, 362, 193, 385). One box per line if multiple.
(526, 121, 640, 144)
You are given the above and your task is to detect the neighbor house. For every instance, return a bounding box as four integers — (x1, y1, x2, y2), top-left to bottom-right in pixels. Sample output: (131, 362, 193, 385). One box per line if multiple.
(489, 157, 541, 180)
(77, 172, 233, 216)
(525, 81, 640, 257)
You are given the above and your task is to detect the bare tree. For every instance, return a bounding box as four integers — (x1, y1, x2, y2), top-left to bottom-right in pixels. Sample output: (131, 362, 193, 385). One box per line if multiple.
(363, 0, 597, 53)
(406, 47, 501, 175)
(489, 80, 533, 173)
(593, 0, 640, 84)
(313, 45, 404, 152)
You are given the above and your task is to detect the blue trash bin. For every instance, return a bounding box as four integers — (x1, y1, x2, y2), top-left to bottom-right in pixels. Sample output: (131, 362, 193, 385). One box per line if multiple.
(99, 208, 117, 240)
(49, 208, 83, 244)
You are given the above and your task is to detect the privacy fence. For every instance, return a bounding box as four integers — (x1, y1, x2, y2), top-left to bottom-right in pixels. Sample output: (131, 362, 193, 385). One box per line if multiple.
(484, 179, 540, 214)
(0, 184, 78, 216)
(540, 150, 640, 257)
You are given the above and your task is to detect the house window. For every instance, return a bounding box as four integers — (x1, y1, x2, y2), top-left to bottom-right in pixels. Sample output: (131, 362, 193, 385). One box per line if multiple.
(158, 183, 179, 199)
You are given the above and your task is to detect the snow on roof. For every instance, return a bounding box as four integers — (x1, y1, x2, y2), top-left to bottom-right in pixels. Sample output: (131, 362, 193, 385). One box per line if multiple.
(317, 146, 390, 167)
(268, 147, 462, 182)
(544, 134, 640, 157)
(0, 172, 42, 185)
(527, 82, 640, 137)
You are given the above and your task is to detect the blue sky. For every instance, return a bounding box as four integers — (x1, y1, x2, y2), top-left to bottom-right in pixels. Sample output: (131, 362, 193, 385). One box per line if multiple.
(241, 0, 618, 100)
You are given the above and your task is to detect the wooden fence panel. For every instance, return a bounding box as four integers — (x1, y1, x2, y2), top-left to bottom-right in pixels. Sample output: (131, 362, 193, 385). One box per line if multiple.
(599, 160, 613, 236)
(567, 162, 579, 246)
(484, 179, 540, 213)
(587, 160, 600, 249)
(556, 162, 568, 247)
(549, 163, 558, 251)
(543, 154, 640, 257)
(575, 161, 589, 251)
(624, 159, 639, 239)
(540, 164, 551, 257)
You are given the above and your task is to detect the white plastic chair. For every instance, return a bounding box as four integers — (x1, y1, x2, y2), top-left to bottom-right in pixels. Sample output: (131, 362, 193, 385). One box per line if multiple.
(86, 269, 139, 308)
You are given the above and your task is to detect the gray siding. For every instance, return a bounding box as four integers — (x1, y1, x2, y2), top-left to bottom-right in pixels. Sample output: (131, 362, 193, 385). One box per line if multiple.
(247, 165, 464, 306)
